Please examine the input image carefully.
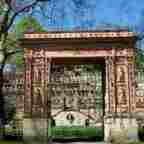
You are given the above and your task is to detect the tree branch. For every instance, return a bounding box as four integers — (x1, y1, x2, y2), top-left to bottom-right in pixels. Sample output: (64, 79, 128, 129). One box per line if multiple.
(6, 0, 38, 32)
(5, 0, 13, 10)
(5, 49, 22, 58)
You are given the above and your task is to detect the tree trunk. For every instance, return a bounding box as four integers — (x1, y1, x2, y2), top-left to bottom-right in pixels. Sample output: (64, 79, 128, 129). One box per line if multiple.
(0, 63, 5, 139)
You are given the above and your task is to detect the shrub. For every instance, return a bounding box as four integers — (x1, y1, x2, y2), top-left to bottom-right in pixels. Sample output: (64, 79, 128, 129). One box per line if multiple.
(138, 126, 144, 141)
(51, 126, 103, 141)
(4, 125, 22, 141)
(4, 129, 22, 141)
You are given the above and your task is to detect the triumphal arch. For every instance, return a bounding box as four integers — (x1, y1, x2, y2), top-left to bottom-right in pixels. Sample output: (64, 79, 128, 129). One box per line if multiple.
(20, 30, 138, 141)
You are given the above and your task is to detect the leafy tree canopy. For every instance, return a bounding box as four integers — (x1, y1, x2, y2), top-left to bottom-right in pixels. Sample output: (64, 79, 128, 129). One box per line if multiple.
(9, 16, 45, 69)
(13, 16, 45, 38)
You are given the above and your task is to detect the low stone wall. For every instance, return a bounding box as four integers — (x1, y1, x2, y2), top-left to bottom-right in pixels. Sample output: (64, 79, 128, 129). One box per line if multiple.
(23, 118, 48, 142)
(104, 116, 138, 142)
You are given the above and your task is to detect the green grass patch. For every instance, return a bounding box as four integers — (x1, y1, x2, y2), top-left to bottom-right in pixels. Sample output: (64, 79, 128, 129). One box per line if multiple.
(51, 126, 103, 141)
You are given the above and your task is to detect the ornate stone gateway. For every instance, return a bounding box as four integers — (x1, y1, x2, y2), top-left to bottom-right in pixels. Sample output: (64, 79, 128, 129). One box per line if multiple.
(20, 31, 138, 141)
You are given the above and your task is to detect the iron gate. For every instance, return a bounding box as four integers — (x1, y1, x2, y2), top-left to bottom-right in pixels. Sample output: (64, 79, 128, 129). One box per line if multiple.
(49, 64, 104, 140)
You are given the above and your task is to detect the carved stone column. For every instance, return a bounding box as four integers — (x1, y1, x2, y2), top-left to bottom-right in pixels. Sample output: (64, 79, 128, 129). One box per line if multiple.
(24, 57, 32, 117)
(104, 56, 116, 141)
(104, 49, 138, 141)
(105, 56, 116, 114)
(23, 49, 48, 143)
(31, 58, 45, 117)
(115, 57, 130, 113)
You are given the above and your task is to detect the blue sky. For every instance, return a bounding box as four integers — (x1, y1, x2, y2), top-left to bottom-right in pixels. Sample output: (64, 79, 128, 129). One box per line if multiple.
(32, 0, 144, 31)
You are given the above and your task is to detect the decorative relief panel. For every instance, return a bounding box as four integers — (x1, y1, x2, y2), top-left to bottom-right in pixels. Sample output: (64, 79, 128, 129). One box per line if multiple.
(16, 94, 24, 113)
(24, 48, 33, 58)
(127, 60, 136, 112)
(24, 58, 32, 116)
(31, 57, 45, 117)
(106, 54, 136, 114)
(116, 48, 127, 57)
(44, 58, 51, 116)
(32, 48, 44, 58)
(135, 68, 144, 111)
(45, 49, 114, 58)
(127, 48, 134, 57)
(117, 86, 127, 105)
(116, 58, 129, 113)
(136, 97, 144, 110)
(105, 57, 115, 113)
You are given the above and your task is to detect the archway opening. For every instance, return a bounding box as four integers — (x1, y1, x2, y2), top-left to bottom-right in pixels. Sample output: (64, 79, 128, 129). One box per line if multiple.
(49, 58, 105, 141)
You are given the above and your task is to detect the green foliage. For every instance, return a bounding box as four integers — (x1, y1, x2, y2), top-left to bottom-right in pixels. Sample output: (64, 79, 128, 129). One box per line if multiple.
(138, 126, 144, 141)
(13, 16, 45, 38)
(52, 126, 103, 141)
(135, 48, 144, 68)
(13, 16, 45, 69)
(15, 53, 24, 69)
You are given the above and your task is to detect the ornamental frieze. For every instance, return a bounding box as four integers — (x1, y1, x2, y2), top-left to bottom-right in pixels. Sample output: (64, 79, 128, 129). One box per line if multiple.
(24, 31, 134, 39)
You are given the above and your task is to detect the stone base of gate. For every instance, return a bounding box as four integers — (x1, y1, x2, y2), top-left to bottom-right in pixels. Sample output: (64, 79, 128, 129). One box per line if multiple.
(104, 116, 138, 142)
(23, 118, 48, 143)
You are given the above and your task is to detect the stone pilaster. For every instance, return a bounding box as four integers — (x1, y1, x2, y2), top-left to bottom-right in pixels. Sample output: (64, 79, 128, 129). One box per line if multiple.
(31, 57, 45, 117)
(24, 57, 32, 117)
(23, 49, 48, 143)
(105, 56, 116, 114)
(104, 49, 138, 141)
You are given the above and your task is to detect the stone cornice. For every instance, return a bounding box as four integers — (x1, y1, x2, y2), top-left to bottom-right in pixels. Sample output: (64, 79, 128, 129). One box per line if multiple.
(24, 31, 136, 39)
(19, 31, 137, 49)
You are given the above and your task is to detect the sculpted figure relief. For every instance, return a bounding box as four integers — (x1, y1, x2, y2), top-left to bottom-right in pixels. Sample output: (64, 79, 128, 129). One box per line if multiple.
(117, 87, 127, 105)
(34, 68, 42, 82)
(117, 66, 125, 82)
(37, 69, 42, 81)
(34, 88, 43, 106)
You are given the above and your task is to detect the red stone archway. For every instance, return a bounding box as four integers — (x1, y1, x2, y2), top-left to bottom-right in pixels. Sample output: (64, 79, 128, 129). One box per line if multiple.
(20, 31, 138, 141)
